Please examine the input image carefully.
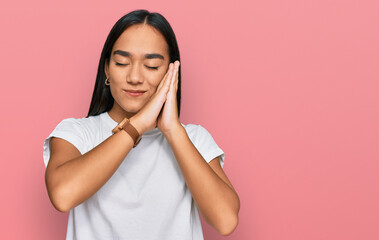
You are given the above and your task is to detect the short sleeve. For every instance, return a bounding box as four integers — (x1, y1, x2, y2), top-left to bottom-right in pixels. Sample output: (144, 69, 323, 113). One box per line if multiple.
(193, 125, 225, 168)
(42, 118, 86, 168)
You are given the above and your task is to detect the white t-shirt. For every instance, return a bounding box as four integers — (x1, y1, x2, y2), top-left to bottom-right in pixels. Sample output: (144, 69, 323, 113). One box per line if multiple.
(43, 112, 224, 240)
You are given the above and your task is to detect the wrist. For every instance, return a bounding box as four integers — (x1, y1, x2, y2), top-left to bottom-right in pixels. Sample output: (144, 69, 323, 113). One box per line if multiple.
(129, 116, 145, 135)
(112, 117, 143, 148)
(162, 123, 185, 139)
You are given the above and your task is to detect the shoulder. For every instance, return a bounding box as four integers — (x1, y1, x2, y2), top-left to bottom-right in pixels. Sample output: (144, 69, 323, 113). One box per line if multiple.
(181, 123, 225, 167)
(55, 114, 102, 131)
(49, 114, 105, 145)
(182, 123, 214, 143)
(182, 123, 203, 136)
(43, 113, 106, 168)
(60, 114, 102, 125)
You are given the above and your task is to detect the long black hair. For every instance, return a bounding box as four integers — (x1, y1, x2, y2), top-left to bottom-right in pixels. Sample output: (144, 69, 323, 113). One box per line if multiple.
(87, 9, 181, 117)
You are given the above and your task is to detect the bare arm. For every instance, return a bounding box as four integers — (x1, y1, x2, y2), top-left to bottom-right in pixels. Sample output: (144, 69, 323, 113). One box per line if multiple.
(156, 61, 239, 235)
(164, 126, 240, 236)
(45, 64, 175, 212)
(45, 127, 135, 212)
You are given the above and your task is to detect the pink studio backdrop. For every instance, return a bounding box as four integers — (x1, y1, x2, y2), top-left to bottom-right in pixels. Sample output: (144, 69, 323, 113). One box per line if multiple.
(0, 0, 378, 239)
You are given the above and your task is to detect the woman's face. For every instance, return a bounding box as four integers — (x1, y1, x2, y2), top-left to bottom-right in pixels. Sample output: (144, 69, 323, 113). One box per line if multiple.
(105, 24, 170, 115)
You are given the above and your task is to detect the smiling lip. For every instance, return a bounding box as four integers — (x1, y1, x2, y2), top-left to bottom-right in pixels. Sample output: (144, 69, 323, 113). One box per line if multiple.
(123, 89, 146, 97)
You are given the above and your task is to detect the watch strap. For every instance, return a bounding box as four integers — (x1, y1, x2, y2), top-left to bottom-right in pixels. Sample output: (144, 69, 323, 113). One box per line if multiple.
(112, 118, 142, 147)
(122, 118, 141, 147)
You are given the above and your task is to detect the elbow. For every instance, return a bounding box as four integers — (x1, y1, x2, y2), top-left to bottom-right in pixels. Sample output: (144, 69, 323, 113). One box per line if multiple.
(217, 213, 239, 236)
(213, 209, 238, 236)
(219, 194, 240, 236)
(215, 193, 240, 236)
(48, 186, 73, 213)
(45, 176, 72, 213)
(52, 197, 71, 213)
(53, 204, 70, 213)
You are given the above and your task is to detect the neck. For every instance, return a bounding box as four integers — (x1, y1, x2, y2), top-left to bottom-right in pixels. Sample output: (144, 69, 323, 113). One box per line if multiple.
(107, 105, 136, 123)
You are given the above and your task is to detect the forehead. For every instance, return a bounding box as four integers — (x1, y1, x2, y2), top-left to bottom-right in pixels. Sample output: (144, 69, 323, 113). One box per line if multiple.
(112, 24, 169, 57)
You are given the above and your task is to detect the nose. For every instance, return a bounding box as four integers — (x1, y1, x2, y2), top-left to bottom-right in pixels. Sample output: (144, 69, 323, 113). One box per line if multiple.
(127, 63, 143, 84)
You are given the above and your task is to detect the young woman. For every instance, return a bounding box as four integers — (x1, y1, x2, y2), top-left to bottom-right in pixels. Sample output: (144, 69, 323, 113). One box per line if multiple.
(43, 9, 240, 240)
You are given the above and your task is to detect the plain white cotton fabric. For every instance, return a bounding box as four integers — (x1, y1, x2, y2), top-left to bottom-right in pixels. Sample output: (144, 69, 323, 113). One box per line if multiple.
(43, 112, 224, 240)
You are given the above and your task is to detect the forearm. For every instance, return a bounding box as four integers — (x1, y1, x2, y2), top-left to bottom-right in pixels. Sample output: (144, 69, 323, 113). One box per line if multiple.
(48, 119, 144, 212)
(163, 126, 239, 234)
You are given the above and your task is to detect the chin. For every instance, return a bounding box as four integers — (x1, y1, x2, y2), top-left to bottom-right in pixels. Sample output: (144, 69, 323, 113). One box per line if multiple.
(122, 104, 143, 114)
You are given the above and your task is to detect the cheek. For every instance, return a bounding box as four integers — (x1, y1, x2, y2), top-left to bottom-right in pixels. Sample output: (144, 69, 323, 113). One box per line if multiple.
(148, 70, 167, 88)
(108, 85, 120, 104)
(108, 66, 125, 81)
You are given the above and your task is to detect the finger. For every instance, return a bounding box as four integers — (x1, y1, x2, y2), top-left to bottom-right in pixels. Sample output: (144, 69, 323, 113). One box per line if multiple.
(154, 64, 174, 103)
(169, 61, 179, 93)
(161, 64, 174, 94)
(174, 61, 180, 90)
(156, 63, 173, 92)
(144, 64, 173, 108)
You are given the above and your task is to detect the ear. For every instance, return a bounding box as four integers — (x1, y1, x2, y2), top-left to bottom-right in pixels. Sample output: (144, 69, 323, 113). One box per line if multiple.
(104, 59, 109, 79)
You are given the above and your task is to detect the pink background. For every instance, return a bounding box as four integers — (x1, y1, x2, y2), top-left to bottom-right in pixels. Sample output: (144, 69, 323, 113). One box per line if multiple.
(1, 0, 378, 239)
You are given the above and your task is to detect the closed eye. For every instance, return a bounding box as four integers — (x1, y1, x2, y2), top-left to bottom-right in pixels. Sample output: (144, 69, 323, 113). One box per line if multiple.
(146, 66, 158, 70)
(115, 62, 128, 66)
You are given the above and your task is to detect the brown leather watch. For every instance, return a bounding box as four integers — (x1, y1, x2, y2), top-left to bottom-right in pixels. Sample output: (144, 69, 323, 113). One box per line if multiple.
(112, 118, 142, 148)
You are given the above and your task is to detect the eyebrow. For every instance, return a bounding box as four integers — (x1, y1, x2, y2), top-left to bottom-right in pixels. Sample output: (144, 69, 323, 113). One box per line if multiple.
(145, 53, 164, 59)
(113, 50, 164, 60)
(113, 50, 130, 57)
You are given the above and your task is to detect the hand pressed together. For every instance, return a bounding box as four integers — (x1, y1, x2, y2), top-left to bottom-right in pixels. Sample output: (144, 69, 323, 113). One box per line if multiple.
(157, 60, 181, 134)
(130, 61, 181, 135)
